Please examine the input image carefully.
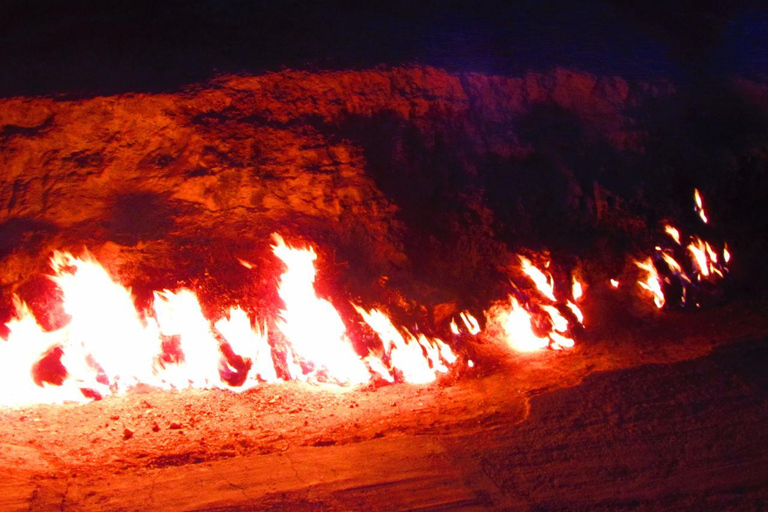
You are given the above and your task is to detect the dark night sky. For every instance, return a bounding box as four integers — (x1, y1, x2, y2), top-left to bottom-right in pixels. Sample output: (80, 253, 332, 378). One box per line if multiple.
(0, 0, 767, 97)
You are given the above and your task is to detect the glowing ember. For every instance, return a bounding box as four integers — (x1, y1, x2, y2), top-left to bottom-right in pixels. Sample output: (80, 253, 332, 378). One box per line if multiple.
(272, 234, 371, 385)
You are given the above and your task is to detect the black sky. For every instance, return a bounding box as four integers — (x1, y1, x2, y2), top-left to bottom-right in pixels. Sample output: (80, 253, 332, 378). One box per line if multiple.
(0, 0, 767, 97)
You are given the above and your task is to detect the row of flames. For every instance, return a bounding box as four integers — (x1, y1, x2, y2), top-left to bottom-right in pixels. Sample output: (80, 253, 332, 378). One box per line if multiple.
(0, 190, 727, 407)
(0, 232, 584, 407)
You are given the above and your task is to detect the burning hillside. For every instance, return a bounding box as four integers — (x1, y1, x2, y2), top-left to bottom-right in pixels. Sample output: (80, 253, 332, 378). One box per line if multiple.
(1, 66, 767, 511)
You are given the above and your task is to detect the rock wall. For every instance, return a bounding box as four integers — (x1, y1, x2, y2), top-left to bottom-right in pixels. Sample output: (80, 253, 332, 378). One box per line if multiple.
(4, 66, 761, 318)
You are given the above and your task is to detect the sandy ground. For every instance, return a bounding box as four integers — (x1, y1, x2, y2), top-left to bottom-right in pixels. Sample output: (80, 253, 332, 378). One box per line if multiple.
(1, 298, 768, 511)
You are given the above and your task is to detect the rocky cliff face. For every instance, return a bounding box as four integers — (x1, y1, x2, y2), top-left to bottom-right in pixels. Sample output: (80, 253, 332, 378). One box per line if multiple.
(2, 66, 762, 321)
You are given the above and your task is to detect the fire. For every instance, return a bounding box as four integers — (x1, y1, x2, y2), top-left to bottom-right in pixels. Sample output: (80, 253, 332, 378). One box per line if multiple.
(519, 256, 556, 301)
(354, 307, 456, 384)
(215, 308, 277, 384)
(665, 225, 681, 245)
(694, 189, 708, 224)
(572, 277, 584, 301)
(0, 298, 85, 406)
(636, 258, 665, 309)
(50, 251, 164, 392)
(153, 289, 226, 389)
(635, 190, 730, 309)
(687, 238, 711, 278)
(0, 234, 470, 407)
(460, 311, 481, 335)
(487, 297, 550, 353)
(271, 234, 371, 385)
(566, 301, 584, 324)
(271, 234, 459, 385)
(1, 189, 731, 407)
(485, 257, 581, 353)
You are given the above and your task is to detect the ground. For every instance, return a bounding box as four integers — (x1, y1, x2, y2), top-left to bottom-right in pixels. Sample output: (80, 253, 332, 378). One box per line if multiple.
(1, 299, 768, 511)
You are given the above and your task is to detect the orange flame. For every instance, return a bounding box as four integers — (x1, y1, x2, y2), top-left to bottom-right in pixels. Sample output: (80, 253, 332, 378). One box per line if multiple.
(694, 189, 709, 224)
(353, 307, 457, 384)
(50, 251, 164, 392)
(272, 234, 371, 385)
(636, 258, 665, 309)
(459, 311, 481, 335)
(687, 238, 711, 278)
(572, 277, 584, 301)
(486, 297, 550, 353)
(664, 225, 681, 245)
(215, 307, 277, 384)
(519, 256, 556, 301)
(0, 298, 85, 406)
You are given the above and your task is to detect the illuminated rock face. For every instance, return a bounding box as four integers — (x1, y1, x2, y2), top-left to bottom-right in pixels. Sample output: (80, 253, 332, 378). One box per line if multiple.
(0, 66, 675, 316)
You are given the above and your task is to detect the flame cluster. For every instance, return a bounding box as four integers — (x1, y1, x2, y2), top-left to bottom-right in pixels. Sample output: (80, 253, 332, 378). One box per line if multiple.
(1, 235, 464, 407)
(484, 257, 585, 353)
(2, 191, 729, 407)
(635, 190, 730, 309)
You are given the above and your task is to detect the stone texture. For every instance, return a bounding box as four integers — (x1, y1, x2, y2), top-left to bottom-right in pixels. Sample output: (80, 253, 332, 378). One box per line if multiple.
(0, 66, 703, 317)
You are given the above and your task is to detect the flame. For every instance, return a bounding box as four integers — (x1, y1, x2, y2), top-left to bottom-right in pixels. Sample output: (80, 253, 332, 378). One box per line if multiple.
(50, 251, 164, 392)
(450, 311, 481, 336)
(636, 258, 665, 309)
(610, 279, 620, 288)
(665, 225, 681, 245)
(0, 298, 85, 406)
(688, 238, 711, 278)
(215, 307, 277, 385)
(633, 193, 730, 309)
(0, 234, 471, 406)
(566, 301, 584, 325)
(459, 311, 480, 335)
(519, 256, 556, 301)
(354, 307, 456, 384)
(487, 297, 550, 353)
(237, 258, 255, 269)
(694, 189, 708, 224)
(572, 277, 584, 301)
(272, 234, 371, 385)
(152, 289, 226, 388)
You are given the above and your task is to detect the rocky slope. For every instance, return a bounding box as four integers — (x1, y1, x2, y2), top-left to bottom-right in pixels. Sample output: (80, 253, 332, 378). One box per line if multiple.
(2, 66, 763, 320)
